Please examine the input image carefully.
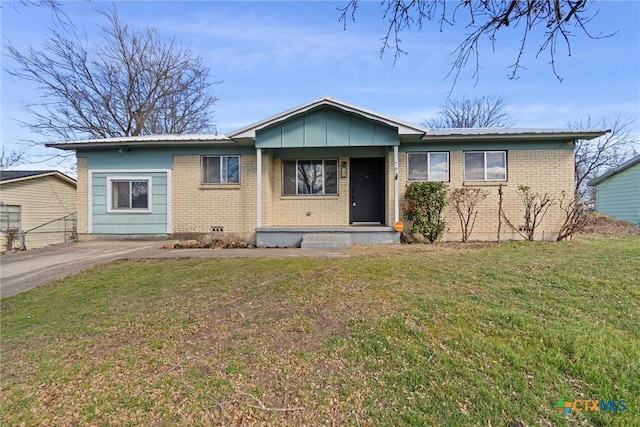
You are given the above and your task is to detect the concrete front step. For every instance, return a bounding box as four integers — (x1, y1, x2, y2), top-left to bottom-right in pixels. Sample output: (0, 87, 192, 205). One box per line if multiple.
(301, 233, 351, 249)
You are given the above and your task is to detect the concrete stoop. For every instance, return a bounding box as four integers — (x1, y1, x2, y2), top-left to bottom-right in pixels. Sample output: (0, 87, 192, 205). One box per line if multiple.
(300, 233, 351, 249)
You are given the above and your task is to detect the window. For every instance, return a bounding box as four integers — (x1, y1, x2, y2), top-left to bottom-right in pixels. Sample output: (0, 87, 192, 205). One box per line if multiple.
(0, 205, 21, 231)
(408, 152, 449, 181)
(464, 151, 507, 181)
(282, 159, 338, 195)
(108, 178, 151, 211)
(202, 156, 240, 184)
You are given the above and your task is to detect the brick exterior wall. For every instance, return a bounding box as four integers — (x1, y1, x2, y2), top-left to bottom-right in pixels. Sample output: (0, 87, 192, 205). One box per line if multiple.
(261, 151, 273, 227)
(398, 149, 575, 241)
(78, 147, 573, 242)
(269, 157, 351, 226)
(76, 157, 88, 235)
(172, 155, 257, 238)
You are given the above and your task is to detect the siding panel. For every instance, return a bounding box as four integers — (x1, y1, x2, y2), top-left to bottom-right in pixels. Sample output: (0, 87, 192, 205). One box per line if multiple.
(595, 163, 640, 223)
(255, 108, 400, 148)
(91, 171, 169, 234)
(0, 175, 77, 249)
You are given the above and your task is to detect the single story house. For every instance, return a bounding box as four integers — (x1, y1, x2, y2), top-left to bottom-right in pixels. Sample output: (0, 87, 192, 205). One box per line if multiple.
(588, 155, 640, 224)
(47, 96, 607, 246)
(0, 170, 77, 252)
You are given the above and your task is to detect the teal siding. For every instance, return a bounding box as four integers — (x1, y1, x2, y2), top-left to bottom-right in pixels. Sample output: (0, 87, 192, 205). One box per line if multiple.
(256, 108, 399, 148)
(270, 146, 387, 159)
(80, 146, 254, 169)
(400, 140, 573, 152)
(92, 172, 168, 234)
(595, 163, 640, 223)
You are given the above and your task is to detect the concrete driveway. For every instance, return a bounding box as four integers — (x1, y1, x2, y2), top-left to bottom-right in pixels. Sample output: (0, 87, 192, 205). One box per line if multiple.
(0, 241, 349, 298)
(0, 241, 164, 298)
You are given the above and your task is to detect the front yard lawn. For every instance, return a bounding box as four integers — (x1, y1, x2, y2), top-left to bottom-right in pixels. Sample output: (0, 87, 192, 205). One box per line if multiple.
(1, 235, 638, 426)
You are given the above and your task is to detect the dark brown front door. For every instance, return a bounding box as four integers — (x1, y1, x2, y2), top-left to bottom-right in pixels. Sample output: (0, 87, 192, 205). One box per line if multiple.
(350, 157, 385, 224)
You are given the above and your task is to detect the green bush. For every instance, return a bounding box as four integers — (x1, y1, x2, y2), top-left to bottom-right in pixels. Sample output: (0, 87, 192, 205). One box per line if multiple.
(403, 182, 447, 242)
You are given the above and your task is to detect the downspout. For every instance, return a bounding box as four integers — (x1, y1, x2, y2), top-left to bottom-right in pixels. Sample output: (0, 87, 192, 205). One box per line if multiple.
(256, 147, 262, 228)
(393, 145, 399, 224)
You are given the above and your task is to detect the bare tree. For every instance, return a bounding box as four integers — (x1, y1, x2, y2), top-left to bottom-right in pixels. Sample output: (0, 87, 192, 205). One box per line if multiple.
(572, 117, 636, 200)
(339, 1, 613, 84)
(6, 8, 220, 142)
(423, 95, 512, 128)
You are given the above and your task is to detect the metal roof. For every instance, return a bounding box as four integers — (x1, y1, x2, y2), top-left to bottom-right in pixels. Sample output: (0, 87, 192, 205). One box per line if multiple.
(44, 97, 610, 150)
(46, 133, 232, 150)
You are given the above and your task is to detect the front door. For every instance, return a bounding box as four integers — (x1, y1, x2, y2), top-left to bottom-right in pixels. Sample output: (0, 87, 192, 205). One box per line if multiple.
(350, 157, 385, 224)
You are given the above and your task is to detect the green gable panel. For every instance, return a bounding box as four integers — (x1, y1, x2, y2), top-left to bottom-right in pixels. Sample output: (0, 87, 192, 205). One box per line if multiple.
(304, 112, 328, 147)
(257, 126, 284, 148)
(282, 119, 304, 148)
(326, 112, 351, 147)
(373, 125, 398, 146)
(255, 107, 399, 148)
(350, 117, 374, 145)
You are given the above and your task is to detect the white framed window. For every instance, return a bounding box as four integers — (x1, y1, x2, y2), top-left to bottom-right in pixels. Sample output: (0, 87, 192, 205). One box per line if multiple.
(464, 151, 507, 181)
(407, 152, 450, 181)
(0, 204, 21, 231)
(282, 159, 338, 195)
(107, 177, 151, 212)
(202, 156, 240, 184)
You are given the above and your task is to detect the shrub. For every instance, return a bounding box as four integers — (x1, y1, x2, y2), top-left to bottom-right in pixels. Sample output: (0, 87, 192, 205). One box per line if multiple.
(403, 182, 447, 243)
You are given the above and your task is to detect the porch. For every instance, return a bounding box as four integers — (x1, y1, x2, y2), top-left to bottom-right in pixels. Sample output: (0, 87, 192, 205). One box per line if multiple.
(256, 226, 399, 248)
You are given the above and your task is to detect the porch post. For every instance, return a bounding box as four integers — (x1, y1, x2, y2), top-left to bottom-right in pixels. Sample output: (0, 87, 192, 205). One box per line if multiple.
(256, 147, 262, 228)
(393, 145, 399, 224)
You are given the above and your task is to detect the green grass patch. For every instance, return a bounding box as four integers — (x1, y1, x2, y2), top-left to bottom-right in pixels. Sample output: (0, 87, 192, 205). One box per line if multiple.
(1, 235, 638, 425)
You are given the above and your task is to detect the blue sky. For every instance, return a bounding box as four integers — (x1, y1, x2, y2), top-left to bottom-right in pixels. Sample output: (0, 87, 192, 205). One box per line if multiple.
(2, 1, 639, 171)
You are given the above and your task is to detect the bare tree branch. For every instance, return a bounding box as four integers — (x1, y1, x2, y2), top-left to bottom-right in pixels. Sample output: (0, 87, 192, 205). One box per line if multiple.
(571, 117, 636, 200)
(556, 191, 588, 241)
(12, 0, 73, 28)
(450, 187, 489, 242)
(500, 185, 555, 241)
(339, 0, 615, 86)
(0, 146, 25, 169)
(6, 7, 220, 144)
